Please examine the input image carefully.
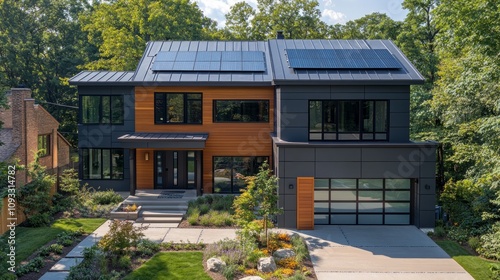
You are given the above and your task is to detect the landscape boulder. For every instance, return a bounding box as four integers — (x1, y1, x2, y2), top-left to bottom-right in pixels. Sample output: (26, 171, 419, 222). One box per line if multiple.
(257, 257, 277, 273)
(206, 257, 226, 272)
(273, 248, 296, 260)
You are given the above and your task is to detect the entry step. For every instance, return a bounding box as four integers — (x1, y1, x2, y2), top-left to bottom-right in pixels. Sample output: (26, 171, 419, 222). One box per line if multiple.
(136, 217, 182, 223)
(141, 210, 185, 218)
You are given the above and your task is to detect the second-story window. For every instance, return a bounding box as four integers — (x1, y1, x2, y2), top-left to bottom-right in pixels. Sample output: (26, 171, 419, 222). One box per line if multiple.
(155, 93, 202, 124)
(309, 100, 388, 141)
(81, 95, 124, 124)
(213, 100, 269, 122)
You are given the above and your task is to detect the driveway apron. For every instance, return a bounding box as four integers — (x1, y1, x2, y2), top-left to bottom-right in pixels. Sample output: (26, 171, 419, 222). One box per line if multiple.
(298, 225, 473, 280)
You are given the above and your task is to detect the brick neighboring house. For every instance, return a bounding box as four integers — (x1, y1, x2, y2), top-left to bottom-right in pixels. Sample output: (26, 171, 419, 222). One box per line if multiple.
(0, 88, 72, 187)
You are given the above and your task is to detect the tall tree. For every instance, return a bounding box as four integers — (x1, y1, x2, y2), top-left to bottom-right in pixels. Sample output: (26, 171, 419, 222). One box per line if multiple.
(224, 0, 328, 40)
(332, 13, 402, 40)
(0, 0, 93, 145)
(82, 0, 219, 71)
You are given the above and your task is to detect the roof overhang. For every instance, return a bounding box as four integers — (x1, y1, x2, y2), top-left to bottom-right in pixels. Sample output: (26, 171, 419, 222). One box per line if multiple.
(117, 133, 208, 149)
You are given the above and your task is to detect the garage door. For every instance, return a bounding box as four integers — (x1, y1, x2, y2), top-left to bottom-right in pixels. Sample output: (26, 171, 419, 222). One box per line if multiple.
(314, 179, 412, 225)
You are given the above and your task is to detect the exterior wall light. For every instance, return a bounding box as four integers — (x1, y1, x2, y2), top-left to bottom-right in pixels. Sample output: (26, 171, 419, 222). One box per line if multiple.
(425, 184, 431, 190)
(288, 184, 294, 189)
(145, 152, 149, 161)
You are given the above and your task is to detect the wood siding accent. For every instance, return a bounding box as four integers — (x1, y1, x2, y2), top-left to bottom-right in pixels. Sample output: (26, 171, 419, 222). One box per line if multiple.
(135, 86, 275, 192)
(296, 177, 315, 230)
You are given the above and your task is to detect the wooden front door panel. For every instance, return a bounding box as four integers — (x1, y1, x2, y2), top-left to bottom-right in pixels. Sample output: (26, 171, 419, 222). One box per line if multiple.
(297, 177, 315, 230)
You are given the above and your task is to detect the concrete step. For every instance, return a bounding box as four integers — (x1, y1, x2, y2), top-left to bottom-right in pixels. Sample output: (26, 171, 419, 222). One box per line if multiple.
(139, 205, 188, 211)
(136, 217, 182, 223)
(124, 198, 193, 204)
(141, 210, 185, 218)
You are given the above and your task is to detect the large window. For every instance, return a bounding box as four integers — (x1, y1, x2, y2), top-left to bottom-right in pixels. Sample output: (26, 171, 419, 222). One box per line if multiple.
(37, 134, 50, 157)
(81, 95, 124, 124)
(309, 100, 388, 141)
(82, 148, 124, 180)
(214, 100, 269, 122)
(155, 93, 202, 124)
(213, 156, 268, 193)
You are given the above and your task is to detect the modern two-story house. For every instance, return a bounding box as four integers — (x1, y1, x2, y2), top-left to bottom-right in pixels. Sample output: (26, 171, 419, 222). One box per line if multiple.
(69, 39, 437, 229)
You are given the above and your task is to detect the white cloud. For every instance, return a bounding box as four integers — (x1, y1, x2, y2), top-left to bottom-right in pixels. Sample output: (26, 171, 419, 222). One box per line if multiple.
(322, 9, 346, 24)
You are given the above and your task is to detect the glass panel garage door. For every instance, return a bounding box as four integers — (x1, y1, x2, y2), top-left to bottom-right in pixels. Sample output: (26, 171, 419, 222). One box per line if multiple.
(314, 179, 412, 225)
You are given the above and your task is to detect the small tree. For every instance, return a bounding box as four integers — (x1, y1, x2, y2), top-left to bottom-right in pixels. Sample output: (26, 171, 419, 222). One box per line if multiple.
(233, 161, 283, 248)
(18, 152, 55, 226)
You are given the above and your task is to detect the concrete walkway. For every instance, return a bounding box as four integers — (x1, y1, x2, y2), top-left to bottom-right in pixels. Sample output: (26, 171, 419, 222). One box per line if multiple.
(296, 225, 474, 280)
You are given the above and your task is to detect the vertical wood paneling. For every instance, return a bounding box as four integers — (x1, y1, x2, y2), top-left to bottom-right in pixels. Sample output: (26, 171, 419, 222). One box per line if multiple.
(134, 86, 275, 193)
(296, 177, 315, 230)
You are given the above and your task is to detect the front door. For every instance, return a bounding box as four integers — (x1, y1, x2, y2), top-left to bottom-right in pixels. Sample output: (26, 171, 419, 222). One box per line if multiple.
(154, 151, 197, 189)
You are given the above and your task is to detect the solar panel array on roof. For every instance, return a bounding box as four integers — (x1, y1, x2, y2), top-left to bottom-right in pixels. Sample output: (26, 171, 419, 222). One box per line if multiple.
(152, 51, 266, 72)
(285, 49, 402, 69)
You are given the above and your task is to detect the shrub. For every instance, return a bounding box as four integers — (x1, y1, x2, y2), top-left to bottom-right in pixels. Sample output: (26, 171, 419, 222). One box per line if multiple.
(222, 264, 238, 280)
(468, 236, 481, 252)
(448, 226, 469, 244)
(59, 169, 80, 195)
(434, 226, 446, 238)
(116, 255, 132, 271)
(203, 239, 246, 265)
(187, 209, 200, 225)
(91, 190, 123, 205)
(40, 244, 64, 256)
(277, 257, 299, 269)
(98, 220, 145, 256)
(245, 249, 266, 267)
(478, 226, 500, 260)
(136, 239, 161, 257)
(16, 257, 44, 277)
(27, 212, 52, 227)
(287, 271, 307, 280)
(291, 235, 308, 263)
(199, 204, 210, 215)
(67, 246, 107, 280)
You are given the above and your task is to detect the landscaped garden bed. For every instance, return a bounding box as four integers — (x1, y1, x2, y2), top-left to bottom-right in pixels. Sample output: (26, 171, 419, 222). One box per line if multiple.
(180, 194, 236, 228)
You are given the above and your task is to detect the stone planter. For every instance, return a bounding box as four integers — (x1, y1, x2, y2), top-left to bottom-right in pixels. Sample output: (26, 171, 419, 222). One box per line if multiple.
(110, 203, 141, 220)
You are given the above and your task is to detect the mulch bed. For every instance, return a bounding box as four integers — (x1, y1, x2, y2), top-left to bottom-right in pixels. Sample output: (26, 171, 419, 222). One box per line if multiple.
(17, 234, 89, 280)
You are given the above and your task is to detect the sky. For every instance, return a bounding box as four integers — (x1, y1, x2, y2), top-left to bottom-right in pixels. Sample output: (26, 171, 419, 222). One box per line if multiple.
(194, 0, 408, 28)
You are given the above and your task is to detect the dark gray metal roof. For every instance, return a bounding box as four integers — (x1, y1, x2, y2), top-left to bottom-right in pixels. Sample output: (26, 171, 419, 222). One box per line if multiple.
(117, 133, 208, 149)
(268, 39, 424, 85)
(69, 39, 424, 86)
(69, 71, 135, 85)
(132, 41, 273, 86)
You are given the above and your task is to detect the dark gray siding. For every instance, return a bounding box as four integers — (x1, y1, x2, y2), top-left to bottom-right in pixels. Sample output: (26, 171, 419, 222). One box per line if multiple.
(275, 143, 436, 228)
(278, 85, 410, 143)
(78, 86, 135, 191)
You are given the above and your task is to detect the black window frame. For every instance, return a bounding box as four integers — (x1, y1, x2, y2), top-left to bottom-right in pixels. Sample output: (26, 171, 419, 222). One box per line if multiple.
(81, 148, 124, 180)
(37, 134, 51, 157)
(313, 178, 414, 225)
(213, 100, 270, 123)
(212, 156, 269, 193)
(308, 100, 389, 141)
(80, 95, 124, 125)
(154, 92, 202, 124)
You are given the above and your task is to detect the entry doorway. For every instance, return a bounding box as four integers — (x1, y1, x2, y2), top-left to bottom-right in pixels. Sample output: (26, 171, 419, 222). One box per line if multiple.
(154, 151, 198, 189)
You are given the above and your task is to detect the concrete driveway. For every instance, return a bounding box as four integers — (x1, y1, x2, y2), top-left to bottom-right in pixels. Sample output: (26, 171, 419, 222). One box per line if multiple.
(297, 225, 473, 280)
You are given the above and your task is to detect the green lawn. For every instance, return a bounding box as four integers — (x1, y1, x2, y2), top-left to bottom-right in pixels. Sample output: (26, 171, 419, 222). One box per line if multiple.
(15, 218, 106, 263)
(436, 240, 499, 280)
(124, 252, 212, 280)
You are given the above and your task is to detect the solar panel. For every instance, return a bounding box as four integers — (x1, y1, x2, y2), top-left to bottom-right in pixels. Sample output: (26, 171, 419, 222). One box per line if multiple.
(285, 49, 402, 69)
(152, 51, 266, 72)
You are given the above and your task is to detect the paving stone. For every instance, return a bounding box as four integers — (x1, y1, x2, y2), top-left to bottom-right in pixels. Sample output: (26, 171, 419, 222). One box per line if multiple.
(163, 228, 203, 243)
(50, 258, 83, 271)
(39, 272, 70, 280)
(66, 235, 99, 257)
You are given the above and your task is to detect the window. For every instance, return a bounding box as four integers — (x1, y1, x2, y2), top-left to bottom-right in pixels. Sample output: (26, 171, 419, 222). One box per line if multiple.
(37, 134, 50, 157)
(155, 93, 202, 124)
(82, 148, 124, 180)
(309, 100, 388, 141)
(214, 100, 269, 122)
(81, 95, 124, 124)
(213, 156, 268, 193)
(314, 178, 412, 225)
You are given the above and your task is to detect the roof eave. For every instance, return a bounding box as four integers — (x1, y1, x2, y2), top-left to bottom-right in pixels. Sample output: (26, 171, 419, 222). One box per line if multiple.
(272, 79, 425, 86)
